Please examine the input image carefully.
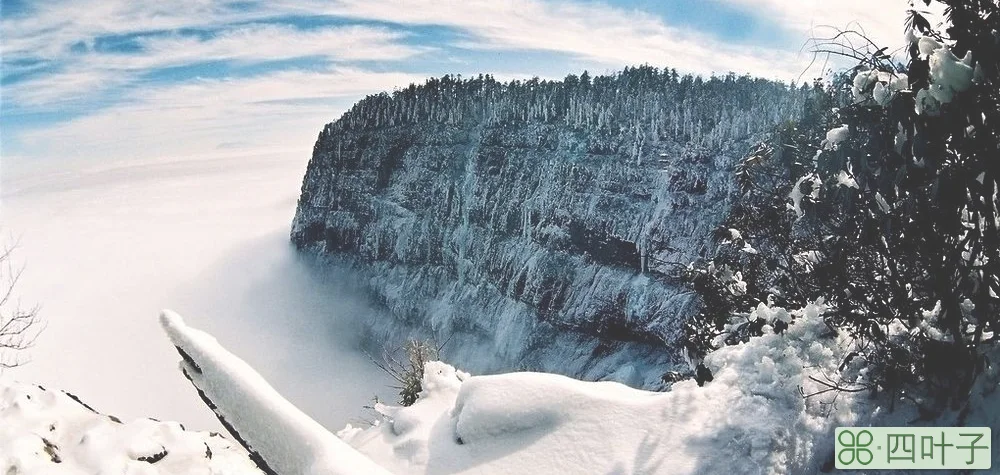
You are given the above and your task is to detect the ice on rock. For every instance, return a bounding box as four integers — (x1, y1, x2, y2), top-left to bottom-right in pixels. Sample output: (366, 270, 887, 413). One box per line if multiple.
(290, 74, 820, 387)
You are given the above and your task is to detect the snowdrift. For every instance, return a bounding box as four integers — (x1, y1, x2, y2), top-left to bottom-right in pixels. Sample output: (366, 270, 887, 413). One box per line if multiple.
(342, 300, 861, 474)
(0, 378, 261, 474)
(8, 304, 995, 474)
(159, 302, 880, 474)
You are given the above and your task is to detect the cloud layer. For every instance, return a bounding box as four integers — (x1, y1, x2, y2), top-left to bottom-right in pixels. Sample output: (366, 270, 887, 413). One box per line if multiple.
(2, 0, 915, 168)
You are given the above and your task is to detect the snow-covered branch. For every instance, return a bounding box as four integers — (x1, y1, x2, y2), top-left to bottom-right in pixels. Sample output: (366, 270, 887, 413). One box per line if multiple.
(159, 310, 392, 475)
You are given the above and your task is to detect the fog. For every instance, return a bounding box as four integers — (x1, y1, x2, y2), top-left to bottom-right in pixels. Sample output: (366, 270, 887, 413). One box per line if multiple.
(0, 153, 392, 433)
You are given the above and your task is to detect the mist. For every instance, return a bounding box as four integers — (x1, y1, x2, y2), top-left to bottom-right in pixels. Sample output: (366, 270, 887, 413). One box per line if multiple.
(0, 153, 392, 433)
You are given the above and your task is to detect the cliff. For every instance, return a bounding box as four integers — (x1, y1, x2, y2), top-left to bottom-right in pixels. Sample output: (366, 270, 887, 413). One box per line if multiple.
(291, 67, 810, 388)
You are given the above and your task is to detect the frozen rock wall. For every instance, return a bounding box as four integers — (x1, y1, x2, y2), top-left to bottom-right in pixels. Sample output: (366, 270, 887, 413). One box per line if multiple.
(291, 69, 808, 388)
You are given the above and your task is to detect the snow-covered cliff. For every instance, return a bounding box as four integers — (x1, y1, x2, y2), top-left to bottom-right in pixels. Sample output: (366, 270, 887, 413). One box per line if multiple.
(291, 68, 810, 387)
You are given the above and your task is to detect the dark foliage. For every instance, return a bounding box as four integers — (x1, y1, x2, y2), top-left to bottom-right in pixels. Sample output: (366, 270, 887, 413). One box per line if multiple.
(686, 1, 1000, 415)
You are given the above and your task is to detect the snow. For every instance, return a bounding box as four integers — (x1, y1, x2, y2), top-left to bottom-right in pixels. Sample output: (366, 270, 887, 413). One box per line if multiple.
(793, 250, 824, 273)
(5, 298, 978, 475)
(918, 36, 944, 56)
(875, 192, 891, 213)
(851, 69, 907, 107)
(0, 378, 262, 474)
(341, 300, 863, 474)
(835, 170, 859, 189)
(159, 311, 392, 475)
(788, 173, 821, 218)
(8, 303, 976, 475)
(915, 87, 942, 116)
(913, 35, 975, 114)
(851, 69, 877, 101)
(823, 125, 849, 150)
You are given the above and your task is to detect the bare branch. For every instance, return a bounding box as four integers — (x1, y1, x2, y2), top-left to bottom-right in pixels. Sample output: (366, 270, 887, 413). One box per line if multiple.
(0, 240, 43, 370)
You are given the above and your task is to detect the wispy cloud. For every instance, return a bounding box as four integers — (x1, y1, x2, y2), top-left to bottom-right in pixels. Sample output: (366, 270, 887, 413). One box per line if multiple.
(718, 0, 909, 48)
(13, 68, 426, 170)
(2, 0, 266, 60)
(288, 0, 806, 79)
(5, 23, 425, 108)
(2, 0, 913, 168)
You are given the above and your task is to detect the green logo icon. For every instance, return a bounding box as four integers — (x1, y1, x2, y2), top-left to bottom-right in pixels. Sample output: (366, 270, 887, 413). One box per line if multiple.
(838, 429, 874, 466)
(836, 427, 991, 470)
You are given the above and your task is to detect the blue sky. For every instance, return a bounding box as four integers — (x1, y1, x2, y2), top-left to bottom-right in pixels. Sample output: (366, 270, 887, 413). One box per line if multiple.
(1, 0, 911, 172)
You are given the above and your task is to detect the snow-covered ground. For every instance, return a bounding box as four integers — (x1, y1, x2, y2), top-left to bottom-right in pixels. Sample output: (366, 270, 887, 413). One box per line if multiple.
(348, 304, 998, 475)
(4, 301, 995, 474)
(1, 154, 391, 433)
(343, 300, 862, 474)
(0, 376, 262, 474)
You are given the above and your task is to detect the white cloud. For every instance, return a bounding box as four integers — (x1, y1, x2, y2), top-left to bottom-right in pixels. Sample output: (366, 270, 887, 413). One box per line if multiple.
(717, 0, 926, 58)
(2, 0, 265, 60)
(12, 68, 427, 168)
(4, 69, 132, 108)
(129, 24, 422, 65)
(4, 0, 922, 170)
(4, 23, 425, 108)
(294, 0, 806, 79)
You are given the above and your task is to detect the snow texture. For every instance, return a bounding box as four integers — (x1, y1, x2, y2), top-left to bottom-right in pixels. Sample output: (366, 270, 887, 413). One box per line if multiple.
(787, 173, 821, 218)
(835, 170, 859, 189)
(341, 300, 864, 474)
(823, 125, 849, 150)
(913, 35, 974, 115)
(159, 310, 391, 475)
(0, 378, 262, 474)
(851, 68, 907, 108)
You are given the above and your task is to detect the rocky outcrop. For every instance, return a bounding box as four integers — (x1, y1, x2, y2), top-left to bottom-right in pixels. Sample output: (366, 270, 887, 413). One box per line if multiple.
(292, 68, 808, 388)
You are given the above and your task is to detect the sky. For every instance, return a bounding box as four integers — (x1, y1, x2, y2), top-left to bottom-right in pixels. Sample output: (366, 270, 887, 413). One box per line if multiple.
(0, 0, 920, 173)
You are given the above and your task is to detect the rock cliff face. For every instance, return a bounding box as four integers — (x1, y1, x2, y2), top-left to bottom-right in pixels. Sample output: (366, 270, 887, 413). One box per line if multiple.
(292, 68, 808, 387)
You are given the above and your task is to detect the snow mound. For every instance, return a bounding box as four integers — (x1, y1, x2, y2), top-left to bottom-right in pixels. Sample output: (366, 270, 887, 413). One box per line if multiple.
(0, 378, 261, 474)
(341, 300, 860, 474)
(159, 310, 391, 475)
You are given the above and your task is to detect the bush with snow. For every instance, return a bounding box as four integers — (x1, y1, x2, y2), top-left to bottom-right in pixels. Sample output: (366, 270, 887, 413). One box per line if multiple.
(687, 0, 999, 421)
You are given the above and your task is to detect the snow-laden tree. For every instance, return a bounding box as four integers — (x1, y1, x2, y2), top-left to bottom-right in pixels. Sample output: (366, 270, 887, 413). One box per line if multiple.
(687, 1, 999, 416)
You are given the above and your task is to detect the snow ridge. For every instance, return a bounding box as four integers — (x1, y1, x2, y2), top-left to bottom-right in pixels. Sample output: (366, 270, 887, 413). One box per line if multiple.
(159, 310, 391, 475)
